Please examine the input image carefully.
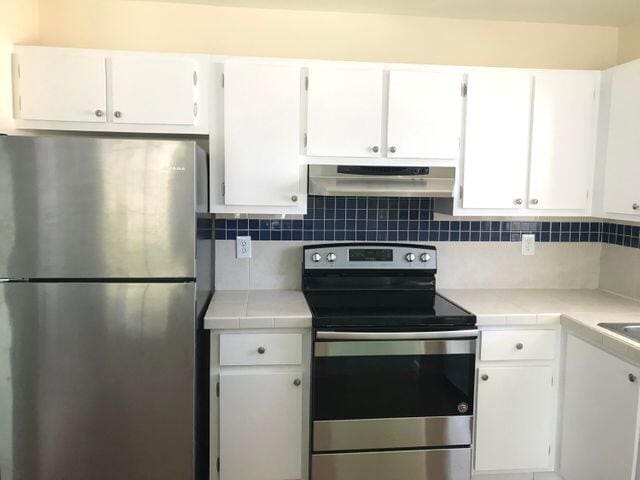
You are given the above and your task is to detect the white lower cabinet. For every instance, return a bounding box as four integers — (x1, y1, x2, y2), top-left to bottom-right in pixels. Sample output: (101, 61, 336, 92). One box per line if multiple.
(212, 330, 310, 480)
(474, 327, 558, 474)
(560, 335, 640, 480)
(219, 371, 303, 480)
(475, 366, 554, 471)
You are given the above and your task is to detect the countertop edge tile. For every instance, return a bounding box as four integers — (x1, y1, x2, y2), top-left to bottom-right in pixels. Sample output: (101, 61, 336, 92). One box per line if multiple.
(205, 289, 312, 330)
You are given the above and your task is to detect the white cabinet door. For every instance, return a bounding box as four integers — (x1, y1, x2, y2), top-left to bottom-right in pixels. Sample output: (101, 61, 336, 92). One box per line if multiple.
(603, 62, 640, 217)
(475, 366, 553, 471)
(223, 62, 304, 208)
(306, 67, 383, 157)
(387, 71, 463, 160)
(560, 335, 640, 480)
(529, 72, 598, 211)
(15, 49, 107, 122)
(111, 55, 196, 125)
(219, 371, 303, 480)
(462, 71, 533, 209)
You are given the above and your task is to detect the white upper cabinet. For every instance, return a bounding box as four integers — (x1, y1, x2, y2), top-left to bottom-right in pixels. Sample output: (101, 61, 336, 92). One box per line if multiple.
(14, 48, 107, 123)
(110, 55, 196, 125)
(475, 365, 554, 472)
(12, 46, 207, 133)
(462, 71, 533, 209)
(560, 335, 640, 480)
(306, 67, 383, 158)
(529, 72, 598, 211)
(387, 71, 463, 160)
(603, 61, 640, 217)
(223, 62, 305, 211)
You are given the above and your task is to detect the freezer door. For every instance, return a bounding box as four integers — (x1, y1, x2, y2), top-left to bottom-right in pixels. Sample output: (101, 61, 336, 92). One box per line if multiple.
(0, 136, 205, 279)
(0, 282, 198, 480)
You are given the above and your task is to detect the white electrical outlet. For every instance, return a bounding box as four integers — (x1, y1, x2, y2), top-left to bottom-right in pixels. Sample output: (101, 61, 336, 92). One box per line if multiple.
(236, 236, 252, 259)
(522, 234, 535, 256)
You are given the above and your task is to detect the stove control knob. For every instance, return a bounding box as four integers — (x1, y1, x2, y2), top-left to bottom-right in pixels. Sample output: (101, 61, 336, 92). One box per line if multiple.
(327, 253, 337, 262)
(405, 253, 416, 262)
(311, 253, 322, 263)
(420, 253, 431, 263)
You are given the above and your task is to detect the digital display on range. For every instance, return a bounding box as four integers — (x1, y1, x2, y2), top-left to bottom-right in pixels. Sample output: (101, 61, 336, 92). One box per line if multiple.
(349, 249, 393, 262)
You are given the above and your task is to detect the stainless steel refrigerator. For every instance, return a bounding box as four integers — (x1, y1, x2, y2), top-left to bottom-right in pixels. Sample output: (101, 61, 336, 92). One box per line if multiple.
(0, 136, 213, 480)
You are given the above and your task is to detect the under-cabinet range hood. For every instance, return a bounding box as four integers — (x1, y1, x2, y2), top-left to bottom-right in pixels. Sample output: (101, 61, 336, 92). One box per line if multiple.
(308, 165, 455, 198)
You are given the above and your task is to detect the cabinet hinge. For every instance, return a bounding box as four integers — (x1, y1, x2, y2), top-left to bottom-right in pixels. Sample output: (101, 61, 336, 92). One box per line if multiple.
(551, 375, 554, 387)
(216, 381, 220, 397)
(461, 82, 468, 97)
(586, 189, 590, 200)
(304, 133, 308, 148)
(305, 76, 309, 91)
(193, 102, 198, 117)
(18, 96, 21, 112)
(548, 445, 551, 456)
(193, 70, 198, 86)
(459, 185, 464, 200)
(17, 64, 21, 78)
(216, 457, 220, 472)
(221, 182, 225, 197)
(221, 73, 225, 88)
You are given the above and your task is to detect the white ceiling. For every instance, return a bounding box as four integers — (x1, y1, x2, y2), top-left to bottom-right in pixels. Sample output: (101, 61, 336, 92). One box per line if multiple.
(137, 0, 640, 27)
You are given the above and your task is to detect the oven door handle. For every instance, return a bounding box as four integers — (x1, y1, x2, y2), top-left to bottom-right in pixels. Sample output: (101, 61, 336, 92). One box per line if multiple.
(315, 330, 478, 340)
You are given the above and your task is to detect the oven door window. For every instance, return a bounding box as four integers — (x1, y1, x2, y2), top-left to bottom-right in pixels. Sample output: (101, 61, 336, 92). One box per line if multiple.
(313, 340, 475, 421)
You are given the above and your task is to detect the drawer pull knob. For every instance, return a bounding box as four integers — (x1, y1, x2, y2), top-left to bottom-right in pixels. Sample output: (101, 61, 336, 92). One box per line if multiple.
(630, 374, 637, 383)
(257, 346, 266, 354)
(293, 378, 301, 387)
(371, 145, 380, 153)
(516, 342, 524, 350)
(481, 374, 489, 381)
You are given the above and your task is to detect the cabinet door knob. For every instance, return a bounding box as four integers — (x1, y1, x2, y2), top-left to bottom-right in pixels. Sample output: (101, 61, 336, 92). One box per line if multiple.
(95, 109, 104, 117)
(389, 146, 397, 153)
(516, 342, 524, 350)
(633, 203, 639, 211)
(291, 195, 298, 202)
(514, 198, 523, 206)
(114, 111, 122, 119)
(371, 145, 380, 153)
(481, 374, 489, 381)
(530, 199, 539, 206)
(630, 374, 637, 383)
(257, 346, 266, 354)
(293, 378, 301, 387)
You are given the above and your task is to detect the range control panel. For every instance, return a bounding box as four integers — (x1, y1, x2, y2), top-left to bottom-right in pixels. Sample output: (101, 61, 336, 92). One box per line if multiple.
(304, 243, 437, 270)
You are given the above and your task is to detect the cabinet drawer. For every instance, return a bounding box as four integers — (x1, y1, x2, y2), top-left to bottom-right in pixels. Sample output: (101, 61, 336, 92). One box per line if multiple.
(480, 329, 556, 361)
(220, 333, 302, 366)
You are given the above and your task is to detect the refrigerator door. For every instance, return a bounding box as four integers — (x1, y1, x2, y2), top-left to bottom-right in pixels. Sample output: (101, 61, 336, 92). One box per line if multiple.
(0, 136, 205, 279)
(0, 282, 198, 480)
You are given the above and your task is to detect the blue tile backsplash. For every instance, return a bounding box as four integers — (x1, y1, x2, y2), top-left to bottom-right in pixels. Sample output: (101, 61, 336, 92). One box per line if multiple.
(214, 195, 640, 249)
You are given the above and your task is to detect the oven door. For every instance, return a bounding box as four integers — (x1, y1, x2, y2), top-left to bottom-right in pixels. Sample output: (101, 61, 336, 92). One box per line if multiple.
(312, 330, 477, 452)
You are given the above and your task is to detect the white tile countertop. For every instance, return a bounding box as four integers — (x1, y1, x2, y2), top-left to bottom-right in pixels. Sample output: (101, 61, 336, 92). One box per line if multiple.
(441, 288, 640, 363)
(204, 290, 312, 329)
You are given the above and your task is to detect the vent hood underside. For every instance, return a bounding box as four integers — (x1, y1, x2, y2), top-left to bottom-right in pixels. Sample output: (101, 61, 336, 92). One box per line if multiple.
(308, 166, 455, 198)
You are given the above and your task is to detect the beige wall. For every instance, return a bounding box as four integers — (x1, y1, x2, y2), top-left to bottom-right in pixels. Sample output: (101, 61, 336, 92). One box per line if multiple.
(618, 21, 640, 64)
(0, 0, 39, 132)
(37, 0, 618, 70)
(600, 243, 640, 300)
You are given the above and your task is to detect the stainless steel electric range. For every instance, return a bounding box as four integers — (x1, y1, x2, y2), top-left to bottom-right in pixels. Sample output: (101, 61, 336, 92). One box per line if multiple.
(303, 243, 477, 480)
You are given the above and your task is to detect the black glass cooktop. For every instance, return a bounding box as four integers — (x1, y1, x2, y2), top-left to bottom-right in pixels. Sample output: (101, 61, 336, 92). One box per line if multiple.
(305, 291, 476, 329)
